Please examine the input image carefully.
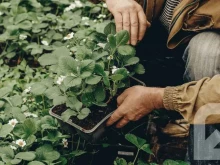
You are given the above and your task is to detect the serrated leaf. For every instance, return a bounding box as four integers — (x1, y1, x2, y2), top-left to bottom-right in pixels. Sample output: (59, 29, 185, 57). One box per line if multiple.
(0, 124, 13, 138)
(31, 83, 47, 95)
(28, 161, 45, 165)
(134, 64, 145, 74)
(64, 77, 82, 87)
(53, 96, 67, 106)
(118, 45, 136, 56)
(81, 93, 95, 107)
(108, 34, 116, 49)
(124, 57, 140, 66)
(116, 30, 129, 46)
(104, 22, 116, 35)
(59, 56, 78, 75)
(61, 109, 77, 122)
(77, 108, 91, 120)
(140, 144, 153, 154)
(85, 75, 102, 85)
(11, 158, 22, 164)
(66, 97, 82, 111)
(15, 152, 36, 161)
(38, 53, 58, 66)
(94, 85, 106, 102)
(0, 87, 11, 98)
(110, 74, 124, 81)
(125, 134, 146, 149)
(45, 87, 62, 99)
(13, 119, 37, 139)
(80, 60, 95, 78)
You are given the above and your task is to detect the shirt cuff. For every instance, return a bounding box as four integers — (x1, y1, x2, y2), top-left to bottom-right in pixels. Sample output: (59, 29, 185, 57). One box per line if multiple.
(163, 86, 180, 111)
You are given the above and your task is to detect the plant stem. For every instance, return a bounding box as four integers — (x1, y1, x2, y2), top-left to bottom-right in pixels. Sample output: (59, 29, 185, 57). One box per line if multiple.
(42, 95, 46, 110)
(133, 149, 140, 164)
(76, 137, 80, 151)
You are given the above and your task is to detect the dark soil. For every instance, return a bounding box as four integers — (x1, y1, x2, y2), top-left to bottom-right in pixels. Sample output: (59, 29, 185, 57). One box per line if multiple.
(52, 102, 117, 130)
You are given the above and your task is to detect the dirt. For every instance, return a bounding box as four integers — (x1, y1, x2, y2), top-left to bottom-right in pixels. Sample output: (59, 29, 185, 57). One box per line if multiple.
(52, 102, 117, 130)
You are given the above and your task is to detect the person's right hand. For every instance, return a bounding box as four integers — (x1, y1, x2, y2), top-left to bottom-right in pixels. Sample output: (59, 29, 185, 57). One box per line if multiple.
(106, 0, 151, 45)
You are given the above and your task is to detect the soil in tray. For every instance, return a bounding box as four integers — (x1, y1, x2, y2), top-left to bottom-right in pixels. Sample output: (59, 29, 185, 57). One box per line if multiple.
(52, 102, 117, 130)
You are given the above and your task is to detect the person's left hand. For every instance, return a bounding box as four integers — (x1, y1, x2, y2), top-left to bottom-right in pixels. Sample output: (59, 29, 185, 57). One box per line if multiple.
(106, 86, 165, 128)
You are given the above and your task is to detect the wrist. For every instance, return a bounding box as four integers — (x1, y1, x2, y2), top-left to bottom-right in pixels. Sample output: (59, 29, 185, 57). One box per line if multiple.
(149, 87, 165, 109)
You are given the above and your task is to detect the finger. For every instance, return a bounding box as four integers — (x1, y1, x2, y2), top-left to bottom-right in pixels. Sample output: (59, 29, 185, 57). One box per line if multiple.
(122, 12, 130, 44)
(114, 12, 123, 32)
(138, 10, 149, 41)
(117, 90, 129, 106)
(116, 117, 130, 128)
(134, 114, 144, 121)
(106, 109, 123, 126)
(130, 11, 139, 45)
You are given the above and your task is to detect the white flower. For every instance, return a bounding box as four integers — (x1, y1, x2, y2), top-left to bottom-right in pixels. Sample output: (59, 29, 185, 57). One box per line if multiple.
(75, 0, 83, 8)
(97, 43, 106, 49)
(24, 87, 31, 94)
(64, 3, 76, 12)
(112, 66, 118, 74)
(82, 17, 89, 21)
(16, 139, 26, 148)
(56, 75, 66, 85)
(8, 119, 18, 127)
(10, 145, 17, 150)
(103, 3, 107, 8)
(97, 14, 106, 19)
(84, 22, 90, 26)
(41, 40, 49, 46)
(93, 19, 97, 23)
(82, 39, 87, 42)
(107, 55, 113, 60)
(62, 138, 68, 148)
(24, 112, 38, 118)
(0, 12, 3, 16)
(19, 34, 27, 40)
(64, 32, 74, 40)
(23, 98, 27, 103)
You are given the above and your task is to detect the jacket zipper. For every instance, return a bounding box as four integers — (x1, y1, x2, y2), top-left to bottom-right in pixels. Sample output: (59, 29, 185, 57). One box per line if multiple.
(169, 0, 200, 32)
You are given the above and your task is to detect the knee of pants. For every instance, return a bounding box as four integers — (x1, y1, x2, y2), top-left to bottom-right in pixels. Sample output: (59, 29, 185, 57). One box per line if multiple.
(183, 32, 220, 82)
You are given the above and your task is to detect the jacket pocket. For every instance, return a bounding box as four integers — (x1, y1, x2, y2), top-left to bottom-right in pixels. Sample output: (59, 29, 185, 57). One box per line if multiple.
(182, 14, 214, 32)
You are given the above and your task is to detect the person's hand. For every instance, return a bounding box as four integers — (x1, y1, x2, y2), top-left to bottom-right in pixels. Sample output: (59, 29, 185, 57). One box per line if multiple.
(106, 86, 164, 128)
(106, 0, 151, 45)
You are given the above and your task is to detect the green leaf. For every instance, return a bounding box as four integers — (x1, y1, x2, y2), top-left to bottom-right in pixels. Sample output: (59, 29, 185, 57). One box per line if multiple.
(94, 85, 106, 102)
(85, 75, 102, 85)
(81, 93, 95, 107)
(13, 119, 37, 139)
(53, 46, 70, 57)
(64, 77, 82, 87)
(31, 83, 47, 95)
(43, 151, 60, 162)
(15, 152, 36, 161)
(110, 74, 124, 81)
(0, 147, 14, 163)
(114, 157, 128, 165)
(11, 158, 22, 164)
(77, 108, 91, 120)
(9, 95, 22, 107)
(59, 56, 78, 75)
(140, 144, 153, 154)
(80, 60, 95, 78)
(162, 160, 180, 165)
(66, 97, 82, 111)
(28, 161, 45, 165)
(45, 87, 62, 99)
(118, 45, 136, 56)
(53, 96, 67, 106)
(0, 124, 13, 138)
(124, 57, 140, 66)
(14, 13, 28, 24)
(94, 64, 110, 87)
(0, 87, 11, 98)
(116, 30, 129, 46)
(61, 109, 77, 122)
(104, 22, 116, 35)
(134, 64, 145, 74)
(18, 20, 32, 30)
(38, 53, 58, 66)
(108, 34, 116, 49)
(125, 134, 146, 149)
(114, 68, 128, 78)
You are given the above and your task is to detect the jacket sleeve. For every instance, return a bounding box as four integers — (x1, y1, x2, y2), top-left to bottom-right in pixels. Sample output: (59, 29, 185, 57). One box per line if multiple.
(163, 75, 220, 124)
